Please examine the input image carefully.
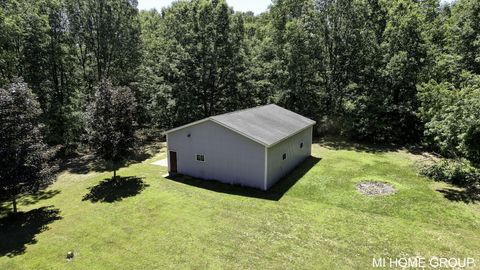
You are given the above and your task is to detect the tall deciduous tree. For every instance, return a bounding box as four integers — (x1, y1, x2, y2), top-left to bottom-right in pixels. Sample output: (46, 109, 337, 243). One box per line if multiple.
(418, 76, 480, 163)
(449, 0, 480, 74)
(86, 79, 137, 178)
(271, 0, 323, 120)
(1, 0, 480, 166)
(159, 0, 252, 126)
(136, 10, 173, 127)
(65, 0, 142, 95)
(379, 0, 427, 141)
(0, 80, 55, 214)
(316, 0, 384, 137)
(44, 0, 82, 149)
(1, 0, 83, 149)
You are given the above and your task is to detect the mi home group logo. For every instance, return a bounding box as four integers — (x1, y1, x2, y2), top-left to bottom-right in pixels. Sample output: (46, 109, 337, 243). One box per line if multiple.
(372, 257, 475, 269)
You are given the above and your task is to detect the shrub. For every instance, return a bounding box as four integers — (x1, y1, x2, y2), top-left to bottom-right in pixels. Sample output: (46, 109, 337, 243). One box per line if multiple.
(417, 79, 480, 163)
(463, 124, 480, 164)
(419, 158, 480, 187)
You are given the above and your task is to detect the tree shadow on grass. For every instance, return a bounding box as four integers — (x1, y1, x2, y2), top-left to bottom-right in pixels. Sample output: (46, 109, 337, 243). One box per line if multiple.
(82, 176, 149, 203)
(58, 141, 164, 175)
(166, 156, 321, 201)
(0, 190, 61, 216)
(58, 154, 109, 175)
(437, 187, 480, 204)
(0, 203, 10, 217)
(317, 136, 430, 156)
(0, 206, 62, 257)
(20, 190, 61, 206)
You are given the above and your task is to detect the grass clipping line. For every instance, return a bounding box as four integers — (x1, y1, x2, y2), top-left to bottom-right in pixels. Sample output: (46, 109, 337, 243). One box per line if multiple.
(356, 181, 396, 196)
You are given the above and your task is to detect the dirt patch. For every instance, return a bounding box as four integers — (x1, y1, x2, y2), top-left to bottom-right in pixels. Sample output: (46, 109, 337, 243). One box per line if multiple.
(356, 181, 396, 196)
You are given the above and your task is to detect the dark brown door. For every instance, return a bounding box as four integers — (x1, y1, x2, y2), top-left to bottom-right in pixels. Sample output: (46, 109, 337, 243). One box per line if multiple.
(169, 151, 177, 173)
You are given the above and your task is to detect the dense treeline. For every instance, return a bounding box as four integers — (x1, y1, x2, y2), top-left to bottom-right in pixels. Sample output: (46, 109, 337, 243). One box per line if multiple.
(0, 0, 479, 165)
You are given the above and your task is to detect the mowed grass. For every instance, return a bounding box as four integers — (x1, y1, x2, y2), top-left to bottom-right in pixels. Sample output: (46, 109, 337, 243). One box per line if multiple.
(1, 140, 479, 269)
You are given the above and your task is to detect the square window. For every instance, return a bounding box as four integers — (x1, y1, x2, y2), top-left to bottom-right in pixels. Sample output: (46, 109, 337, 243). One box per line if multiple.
(196, 154, 205, 162)
(300, 142, 304, 148)
(282, 153, 287, 160)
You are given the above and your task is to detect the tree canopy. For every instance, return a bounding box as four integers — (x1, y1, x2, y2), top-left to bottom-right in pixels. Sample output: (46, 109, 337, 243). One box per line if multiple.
(0, 80, 55, 213)
(0, 0, 479, 165)
(86, 79, 137, 178)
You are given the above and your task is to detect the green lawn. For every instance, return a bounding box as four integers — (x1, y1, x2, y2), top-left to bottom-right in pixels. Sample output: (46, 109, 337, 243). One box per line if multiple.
(1, 140, 479, 269)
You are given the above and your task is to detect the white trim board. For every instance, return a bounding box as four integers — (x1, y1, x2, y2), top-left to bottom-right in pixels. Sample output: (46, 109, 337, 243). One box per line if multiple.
(264, 146, 268, 190)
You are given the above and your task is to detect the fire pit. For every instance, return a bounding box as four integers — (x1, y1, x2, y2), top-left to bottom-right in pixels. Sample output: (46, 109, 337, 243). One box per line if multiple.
(356, 181, 396, 196)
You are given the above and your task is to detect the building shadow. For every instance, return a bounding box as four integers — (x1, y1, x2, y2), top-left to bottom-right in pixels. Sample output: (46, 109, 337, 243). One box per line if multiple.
(0, 206, 62, 257)
(166, 156, 321, 201)
(82, 176, 149, 203)
(437, 187, 480, 204)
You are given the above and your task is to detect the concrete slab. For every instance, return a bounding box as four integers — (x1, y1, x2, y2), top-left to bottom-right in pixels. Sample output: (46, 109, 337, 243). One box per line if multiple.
(151, 159, 168, 167)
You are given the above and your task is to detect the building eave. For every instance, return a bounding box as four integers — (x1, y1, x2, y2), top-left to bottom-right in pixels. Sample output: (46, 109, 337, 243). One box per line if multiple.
(264, 123, 316, 148)
(163, 118, 211, 135)
(164, 118, 316, 149)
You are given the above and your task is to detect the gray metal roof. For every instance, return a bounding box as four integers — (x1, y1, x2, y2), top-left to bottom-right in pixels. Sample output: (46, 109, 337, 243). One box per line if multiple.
(166, 104, 316, 147)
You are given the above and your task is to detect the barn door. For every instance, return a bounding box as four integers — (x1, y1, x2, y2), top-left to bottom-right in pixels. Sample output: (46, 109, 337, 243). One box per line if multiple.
(169, 151, 177, 173)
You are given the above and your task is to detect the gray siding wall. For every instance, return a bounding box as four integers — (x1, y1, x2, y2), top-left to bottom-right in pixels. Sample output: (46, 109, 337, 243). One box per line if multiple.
(266, 126, 312, 189)
(167, 120, 266, 189)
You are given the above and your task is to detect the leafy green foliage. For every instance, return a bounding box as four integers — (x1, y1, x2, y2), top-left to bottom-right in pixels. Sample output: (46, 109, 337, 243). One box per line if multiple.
(65, 0, 142, 88)
(0, 0, 141, 150)
(419, 158, 480, 187)
(136, 10, 170, 127)
(318, 0, 386, 139)
(150, 0, 254, 126)
(378, 0, 426, 141)
(0, 0, 479, 168)
(272, 0, 322, 120)
(464, 124, 480, 164)
(86, 80, 137, 177)
(417, 78, 480, 163)
(0, 80, 55, 213)
(449, 0, 480, 74)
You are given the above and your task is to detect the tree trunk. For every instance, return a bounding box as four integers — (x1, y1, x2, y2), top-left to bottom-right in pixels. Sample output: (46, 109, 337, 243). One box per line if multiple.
(12, 195, 17, 214)
(113, 169, 116, 178)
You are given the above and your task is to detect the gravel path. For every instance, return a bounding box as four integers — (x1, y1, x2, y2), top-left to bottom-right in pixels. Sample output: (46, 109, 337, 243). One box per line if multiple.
(356, 181, 396, 196)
